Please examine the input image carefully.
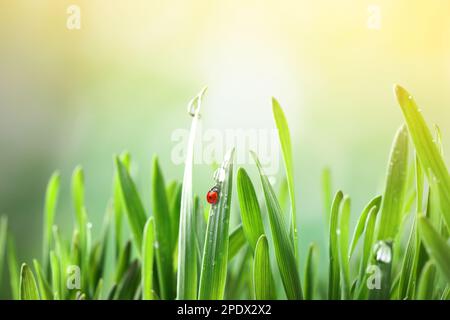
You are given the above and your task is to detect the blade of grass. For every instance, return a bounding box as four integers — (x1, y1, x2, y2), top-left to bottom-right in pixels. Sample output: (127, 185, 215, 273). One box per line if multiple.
(113, 152, 130, 259)
(0, 216, 7, 288)
(376, 124, 410, 241)
(328, 190, 343, 300)
(272, 98, 297, 255)
(151, 156, 174, 299)
(115, 157, 147, 252)
(19, 264, 40, 300)
(7, 236, 19, 300)
(50, 250, 61, 299)
(199, 149, 235, 299)
(236, 167, 265, 252)
(397, 217, 417, 299)
(418, 215, 450, 282)
(228, 224, 246, 261)
(42, 171, 60, 271)
(177, 87, 206, 299)
(115, 240, 132, 283)
(252, 151, 302, 300)
(304, 243, 317, 300)
(416, 261, 436, 300)
(321, 167, 332, 228)
(395, 85, 450, 233)
(114, 260, 141, 300)
(166, 181, 182, 247)
(253, 235, 275, 300)
(337, 196, 351, 299)
(142, 217, 155, 300)
(33, 259, 52, 300)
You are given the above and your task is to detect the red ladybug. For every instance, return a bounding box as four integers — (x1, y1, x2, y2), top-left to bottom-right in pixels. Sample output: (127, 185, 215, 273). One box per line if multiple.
(206, 186, 220, 205)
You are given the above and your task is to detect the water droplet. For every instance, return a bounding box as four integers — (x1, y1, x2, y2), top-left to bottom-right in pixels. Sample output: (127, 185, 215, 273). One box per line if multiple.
(373, 240, 392, 264)
(154, 241, 160, 249)
(87, 222, 93, 229)
(213, 168, 226, 183)
(408, 95, 412, 100)
(268, 176, 276, 185)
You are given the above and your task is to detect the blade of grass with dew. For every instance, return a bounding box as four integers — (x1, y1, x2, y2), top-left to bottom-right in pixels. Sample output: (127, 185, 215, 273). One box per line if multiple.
(33, 259, 52, 300)
(151, 156, 175, 299)
(395, 85, 450, 233)
(253, 235, 275, 300)
(0, 216, 7, 288)
(237, 167, 265, 252)
(304, 243, 317, 300)
(19, 264, 40, 300)
(337, 195, 351, 299)
(328, 190, 343, 300)
(7, 236, 19, 299)
(228, 224, 246, 261)
(349, 195, 381, 257)
(368, 240, 393, 300)
(177, 87, 206, 299)
(199, 149, 235, 299)
(321, 167, 332, 227)
(115, 157, 147, 252)
(113, 151, 130, 258)
(252, 151, 302, 300)
(272, 98, 297, 255)
(42, 171, 60, 271)
(418, 216, 450, 282)
(377, 124, 410, 241)
(142, 217, 155, 300)
(416, 261, 436, 300)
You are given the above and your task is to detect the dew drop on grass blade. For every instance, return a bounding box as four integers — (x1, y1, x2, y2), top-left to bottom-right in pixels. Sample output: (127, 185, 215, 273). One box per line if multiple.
(198, 148, 235, 300)
(177, 87, 206, 300)
(253, 235, 275, 300)
(19, 263, 40, 300)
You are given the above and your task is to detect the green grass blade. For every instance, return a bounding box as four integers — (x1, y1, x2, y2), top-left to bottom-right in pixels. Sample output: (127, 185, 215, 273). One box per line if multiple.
(113, 151, 130, 258)
(397, 218, 417, 299)
(416, 261, 436, 300)
(42, 171, 60, 269)
(328, 190, 343, 300)
(349, 195, 381, 257)
(166, 181, 182, 247)
(19, 264, 40, 300)
(151, 156, 174, 299)
(115, 157, 147, 252)
(252, 151, 302, 300)
(236, 167, 265, 252)
(228, 224, 246, 261)
(377, 124, 410, 241)
(395, 85, 450, 233)
(337, 195, 351, 299)
(272, 98, 297, 254)
(253, 235, 275, 300)
(115, 240, 132, 283)
(0, 216, 7, 288)
(304, 243, 317, 300)
(7, 236, 19, 300)
(176, 88, 206, 299)
(50, 250, 61, 299)
(142, 217, 155, 300)
(114, 260, 141, 300)
(33, 259, 52, 300)
(418, 216, 450, 282)
(321, 167, 332, 227)
(199, 149, 235, 299)
(93, 278, 103, 300)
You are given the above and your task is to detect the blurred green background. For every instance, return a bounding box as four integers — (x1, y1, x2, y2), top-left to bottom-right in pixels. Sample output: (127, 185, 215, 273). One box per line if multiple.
(1, 0, 450, 295)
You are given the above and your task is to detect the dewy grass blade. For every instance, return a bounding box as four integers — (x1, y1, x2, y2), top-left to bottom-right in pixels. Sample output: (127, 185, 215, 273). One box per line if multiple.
(328, 191, 343, 300)
(237, 167, 265, 252)
(337, 196, 351, 299)
(19, 264, 40, 300)
(416, 261, 436, 300)
(253, 235, 275, 300)
(272, 98, 298, 255)
(42, 172, 60, 270)
(304, 243, 317, 300)
(377, 124, 410, 241)
(142, 217, 155, 300)
(152, 156, 174, 299)
(418, 216, 450, 282)
(0, 216, 7, 288)
(199, 149, 235, 299)
(115, 157, 147, 252)
(252, 151, 302, 300)
(349, 195, 381, 257)
(177, 87, 206, 300)
(395, 85, 450, 233)
(228, 224, 246, 261)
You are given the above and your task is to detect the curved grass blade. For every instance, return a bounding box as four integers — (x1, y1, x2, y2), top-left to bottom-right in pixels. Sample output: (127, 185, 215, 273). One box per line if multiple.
(252, 151, 302, 300)
(395, 85, 450, 233)
(114, 260, 141, 300)
(416, 261, 436, 300)
(93, 278, 104, 300)
(253, 235, 275, 300)
(115, 157, 147, 252)
(115, 240, 132, 283)
(368, 240, 393, 300)
(142, 217, 155, 300)
(328, 190, 343, 300)
(42, 172, 60, 270)
(228, 224, 246, 261)
(272, 98, 297, 255)
(33, 259, 52, 300)
(177, 87, 206, 299)
(349, 195, 381, 257)
(418, 216, 450, 282)
(152, 156, 174, 299)
(337, 196, 351, 299)
(304, 243, 317, 300)
(0, 216, 7, 288)
(236, 167, 265, 252)
(321, 167, 332, 227)
(166, 181, 182, 249)
(50, 250, 61, 299)
(199, 149, 235, 299)
(376, 124, 410, 241)
(113, 151, 130, 258)
(7, 236, 19, 299)
(19, 263, 40, 300)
